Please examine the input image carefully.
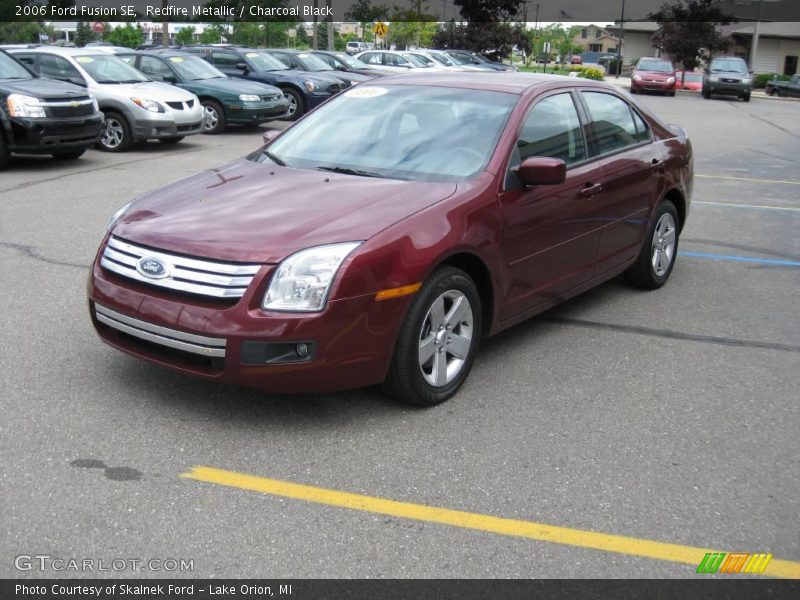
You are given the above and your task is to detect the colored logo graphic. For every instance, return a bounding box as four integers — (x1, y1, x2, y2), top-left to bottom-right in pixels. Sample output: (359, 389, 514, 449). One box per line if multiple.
(696, 552, 773, 574)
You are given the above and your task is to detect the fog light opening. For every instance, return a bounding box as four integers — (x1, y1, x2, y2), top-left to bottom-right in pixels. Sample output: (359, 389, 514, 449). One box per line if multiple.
(296, 343, 309, 358)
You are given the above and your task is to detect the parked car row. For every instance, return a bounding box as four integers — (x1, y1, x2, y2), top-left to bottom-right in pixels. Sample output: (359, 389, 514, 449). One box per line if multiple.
(630, 55, 754, 102)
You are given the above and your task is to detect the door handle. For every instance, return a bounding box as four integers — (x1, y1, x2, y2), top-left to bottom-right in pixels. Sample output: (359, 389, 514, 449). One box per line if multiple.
(580, 183, 603, 197)
(650, 158, 665, 172)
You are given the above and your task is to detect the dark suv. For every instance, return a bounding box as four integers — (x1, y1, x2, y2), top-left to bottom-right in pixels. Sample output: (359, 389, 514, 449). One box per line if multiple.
(182, 46, 345, 121)
(0, 49, 103, 170)
(703, 56, 752, 102)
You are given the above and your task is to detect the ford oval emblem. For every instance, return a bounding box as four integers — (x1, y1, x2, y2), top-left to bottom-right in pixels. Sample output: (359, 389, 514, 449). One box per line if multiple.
(136, 256, 169, 279)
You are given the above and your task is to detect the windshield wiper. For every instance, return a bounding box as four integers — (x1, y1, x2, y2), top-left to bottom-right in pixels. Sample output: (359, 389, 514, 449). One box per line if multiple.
(94, 80, 120, 84)
(315, 166, 386, 178)
(263, 150, 286, 166)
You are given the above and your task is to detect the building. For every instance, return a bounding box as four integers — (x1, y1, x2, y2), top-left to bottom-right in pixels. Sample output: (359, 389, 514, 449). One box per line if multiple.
(572, 24, 618, 54)
(609, 21, 662, 66)
(724, 22, 800, 75)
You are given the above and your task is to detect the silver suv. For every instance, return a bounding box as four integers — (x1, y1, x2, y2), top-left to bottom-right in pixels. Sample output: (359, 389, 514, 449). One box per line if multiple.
(702, 56, 753, 102)
(10, 47, 204, 151)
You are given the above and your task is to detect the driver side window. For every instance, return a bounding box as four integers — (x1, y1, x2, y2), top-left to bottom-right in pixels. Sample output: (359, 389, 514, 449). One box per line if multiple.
(139, 56, 172, 81)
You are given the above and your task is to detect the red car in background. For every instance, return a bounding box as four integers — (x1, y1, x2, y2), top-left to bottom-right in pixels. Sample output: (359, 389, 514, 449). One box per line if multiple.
(89, 73, 693, 406)
(631, 57, 677, 96)
(675, 71, 703, 91)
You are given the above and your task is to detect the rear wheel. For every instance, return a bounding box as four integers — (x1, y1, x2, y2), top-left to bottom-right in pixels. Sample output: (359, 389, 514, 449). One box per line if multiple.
(281, 88, 304, 121)
(383, 266, 481, 406)
(159, 136, 184, 144)
(98, 111, 132, 152)
(52, 150, 85, 161)
(201, 99, 226, 134)
(626, 200, 680, 290)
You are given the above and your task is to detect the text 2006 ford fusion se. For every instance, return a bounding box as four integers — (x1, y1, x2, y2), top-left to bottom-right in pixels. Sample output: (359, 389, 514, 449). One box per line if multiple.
(89, 73, 693, 406)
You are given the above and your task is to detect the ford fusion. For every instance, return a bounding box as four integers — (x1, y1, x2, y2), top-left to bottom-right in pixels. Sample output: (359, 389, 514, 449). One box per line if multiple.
(89, 73, 693, 406)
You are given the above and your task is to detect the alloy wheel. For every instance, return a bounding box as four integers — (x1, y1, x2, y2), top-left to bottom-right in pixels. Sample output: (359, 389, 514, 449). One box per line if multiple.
(102, 117, 125, 150)
(651, 213, 677, 277)
(418, 290, 474, 387)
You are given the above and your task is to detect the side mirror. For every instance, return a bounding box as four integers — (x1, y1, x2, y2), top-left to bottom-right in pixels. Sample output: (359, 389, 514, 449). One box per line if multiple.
(235, 62, 249, 72)
(262, 129, 281, 144)
(513, 157, 566, 186)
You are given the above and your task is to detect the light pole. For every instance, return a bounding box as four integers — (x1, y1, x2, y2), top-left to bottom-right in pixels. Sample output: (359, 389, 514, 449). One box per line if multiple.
(616, 0, 625, 78)
(750, 0, 763, 71)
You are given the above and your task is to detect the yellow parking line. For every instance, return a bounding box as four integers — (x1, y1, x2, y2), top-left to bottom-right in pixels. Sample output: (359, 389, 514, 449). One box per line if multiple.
(696, 174, 800, 185)
(181, 466, 800, 579)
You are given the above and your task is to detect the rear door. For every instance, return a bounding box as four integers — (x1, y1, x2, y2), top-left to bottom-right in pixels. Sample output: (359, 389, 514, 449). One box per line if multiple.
(499, 91, 606, 319)
(579, 90, 664, 275)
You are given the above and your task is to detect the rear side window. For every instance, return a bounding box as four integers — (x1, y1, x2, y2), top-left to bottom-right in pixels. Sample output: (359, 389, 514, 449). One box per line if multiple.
(211, 52, 240, 68)
(582, 92, 648, 154)
(13, 53, 36, 68)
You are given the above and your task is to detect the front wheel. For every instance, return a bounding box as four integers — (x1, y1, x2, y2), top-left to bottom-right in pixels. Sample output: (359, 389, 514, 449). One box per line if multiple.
(626, 200, 680, 290)
(383, 266, 482, 406)
(281, 88, 304, 121)
(742, 92, 751, 102)
(0, 132, 9, 171)
(98, 111, 132, 152)
(702, 88, 711, 99)
(201, 99, 226, 134)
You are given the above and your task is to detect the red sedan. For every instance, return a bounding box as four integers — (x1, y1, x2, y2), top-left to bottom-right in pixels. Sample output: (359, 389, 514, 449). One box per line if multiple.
(89, 73, 693, 406)
(675, 71, 703, 91)
(630, 57, 677, 96)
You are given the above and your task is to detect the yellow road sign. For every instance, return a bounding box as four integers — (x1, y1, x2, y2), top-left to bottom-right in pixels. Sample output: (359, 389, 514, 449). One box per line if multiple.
(373, 22, 388, 37)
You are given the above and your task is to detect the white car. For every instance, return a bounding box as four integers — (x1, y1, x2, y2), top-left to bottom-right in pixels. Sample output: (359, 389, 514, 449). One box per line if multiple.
(354, 50, 444, 74)
(412, 50, 488, 72)
(10, 47, 204, 152)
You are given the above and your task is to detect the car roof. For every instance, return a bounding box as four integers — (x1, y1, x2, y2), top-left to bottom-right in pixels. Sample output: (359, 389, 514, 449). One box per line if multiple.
(6, 46, 120, 57)
(366, 72, 611, 95)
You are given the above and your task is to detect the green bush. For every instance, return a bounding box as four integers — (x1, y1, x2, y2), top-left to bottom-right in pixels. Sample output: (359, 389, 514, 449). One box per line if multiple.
(565, 65, 605, 81)
(753, 72, 790, 89)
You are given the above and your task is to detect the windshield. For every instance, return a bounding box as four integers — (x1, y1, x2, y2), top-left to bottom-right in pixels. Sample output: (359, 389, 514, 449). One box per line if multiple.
(77, 54, 149, 83)
(245, 51, 290, 71)
(403, 53, 429, 67)
(429, 53, 456, 66)
(410, 53, 436, 67)
(254, 85, 517, 182)
(0, 51, 33, 80)
(449, 52, 480, 65)
(295, 52, 335, 71)
(637, 59, 673, 72)
(710, 58, 747, 73)
(335, 53, 368, 69)
(168, 55, 225, 80)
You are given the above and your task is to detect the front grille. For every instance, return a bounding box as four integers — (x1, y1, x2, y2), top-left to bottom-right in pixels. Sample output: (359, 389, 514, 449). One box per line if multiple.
(177, 122, 201, 132)
(329, 83, 344, 93)
(721, 78, 740, 83)
(166, 101, 184, 110)
(43, 98, 95, 118)
(101, 236, 261, 299)
(95, 303, 226, 358)
(261, 94, 281, 102)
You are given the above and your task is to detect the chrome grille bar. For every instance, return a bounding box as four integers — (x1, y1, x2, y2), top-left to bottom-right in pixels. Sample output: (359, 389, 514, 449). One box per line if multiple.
(101, 236, 261, 299)
(95, 304, 226, 358)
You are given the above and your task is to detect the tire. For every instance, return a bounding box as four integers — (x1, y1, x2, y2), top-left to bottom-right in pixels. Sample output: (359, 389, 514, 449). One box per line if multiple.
(702, 88, 711, 99)
(281, 88, 304, 121)
(668, 90, 676, 97)
(383, 266, 482, 406)
(742, 92, 751, 102)
(98, 111, 132, 152)
(52, 150, 86, 161)
(159, 136, 184, 144)
(625, 200, 680, 290)
(630, 87, 637, 94)
(201, 99, 226, 134)
(0, 132, 9, 171)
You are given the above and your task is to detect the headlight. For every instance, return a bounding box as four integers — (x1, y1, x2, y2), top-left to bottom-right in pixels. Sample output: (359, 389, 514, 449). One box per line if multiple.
(709, 75, 719, 82)
(350, 80, 360, 86)
(303, 79, 317, 93)
(633, 74, 642, 81)
(91, 97, 99, 113)
(6, 93, 46, 118)
(106, 201, 132, 232)
(130, 97, 164, 113)
(742, 78, 751, 84)
(239, 94, 261, 102)
(263, 242, 361, 312)
(666, 77, 675, 84)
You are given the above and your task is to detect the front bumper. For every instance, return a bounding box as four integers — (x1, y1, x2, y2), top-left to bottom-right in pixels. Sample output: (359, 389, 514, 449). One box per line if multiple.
(706, 82, 751, 96)
(88, 259, 409, 394)
(226, 99, 290, 125)
(631, 79, 675, 92)
(131, 104, 205, 140)
(7, 113, 103, 154)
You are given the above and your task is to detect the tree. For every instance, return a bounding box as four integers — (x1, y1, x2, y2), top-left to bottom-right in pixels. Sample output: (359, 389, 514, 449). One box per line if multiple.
(106, 23, 145, 48)
(649, 0, 735, 74)
(74, 21, 95, 46)
(296, 24, 309, 48)
(175, 25, 196, 46)
(452, 0, 523, 22)
(0, 22, 46, 44)
(345, 0, 388, 45)
(199, 24, 227, 44)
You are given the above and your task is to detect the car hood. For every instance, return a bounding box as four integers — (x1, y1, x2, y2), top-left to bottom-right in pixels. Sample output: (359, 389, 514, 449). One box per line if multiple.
(188, 77, 281, 96)
(0, 77, 88, 99)
(113, 158, 458, 264)
(90, 80, 196, 101)
(635, 70, 673, 79)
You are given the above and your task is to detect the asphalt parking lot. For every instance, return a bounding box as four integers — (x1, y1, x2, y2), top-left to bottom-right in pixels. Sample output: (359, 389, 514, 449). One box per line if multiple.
(1, 92, 798, 579)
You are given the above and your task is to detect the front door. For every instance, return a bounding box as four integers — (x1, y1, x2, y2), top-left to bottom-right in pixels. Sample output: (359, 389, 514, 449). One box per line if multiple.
(499, 91, 605, 320)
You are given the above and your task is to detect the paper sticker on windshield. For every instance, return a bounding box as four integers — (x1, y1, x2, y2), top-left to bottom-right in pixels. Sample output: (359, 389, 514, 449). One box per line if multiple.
(246, 53, 259, 58)
(169, 57, 184, 63)
(76, 57, 94, 63)
(344, 86, 388, 98)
